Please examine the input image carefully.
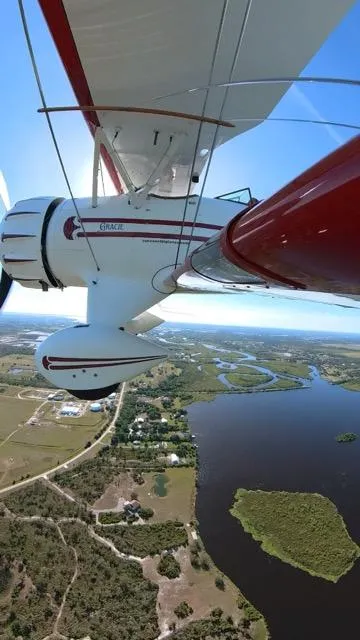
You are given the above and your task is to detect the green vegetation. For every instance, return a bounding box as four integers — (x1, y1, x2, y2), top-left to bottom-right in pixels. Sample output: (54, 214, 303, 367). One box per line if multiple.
(238, 594, 263, 622)
(226, 370, 272, 388)
(336, 432, 358, 443)
(231, 489, 360, 582)
(157, 553, 181, 578)
(136, 468, 195, 523)
(3, 480, 88, 520)
(59, 522, 158, 640)
(139, 506, 154, 520)
(174, 601, 193, 619)
(257, 360, 311, 378)
(98, 510, 127, 524)
(0, 518, 74, 638)
(170, 616, 244, 639)
(153, 472, 169, 496)
(96, 521, 188, 557)
(340, 379, 360, 392)
(54, 446, 163, 503)
(265, 378, 303, 391)
(215, 576, 225, 590)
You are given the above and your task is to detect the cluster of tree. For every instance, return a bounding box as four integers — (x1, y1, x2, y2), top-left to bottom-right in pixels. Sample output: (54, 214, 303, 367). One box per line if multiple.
(157, 553, 181, 578)
(0, 371, 54, 389)
(98, 511, 127, 524)
(238, 596, 262, 622)
(4, 481, 89, 521)
(335, 432, 358, 443)
(95, 520, 188, 557)
(174, 601, 193, 619)
(114, 393, 138, 442)
(58, 522, 159, 640)
(189, 540, 210, 571)
(170, 612, 245, 639)
(94, 423, 108, 441)
(0, 519, 74, 638)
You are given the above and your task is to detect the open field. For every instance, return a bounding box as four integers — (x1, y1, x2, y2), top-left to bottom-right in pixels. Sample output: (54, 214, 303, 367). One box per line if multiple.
(226, 370, 272, 387)
(142, 547, 243, 634)
(137, 468, 195, 523)
(256, 360, 311, 378)
(0, 353, 35, 376)
(0, 393, 110, 488)
(231, 489, 359, 582)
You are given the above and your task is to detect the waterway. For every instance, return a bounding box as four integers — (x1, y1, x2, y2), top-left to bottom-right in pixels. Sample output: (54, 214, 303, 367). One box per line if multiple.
(188, 366, 360, 639)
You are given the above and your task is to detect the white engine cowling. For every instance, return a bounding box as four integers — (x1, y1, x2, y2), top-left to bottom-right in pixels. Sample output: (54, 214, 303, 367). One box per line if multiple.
(36, 325, 168, 399)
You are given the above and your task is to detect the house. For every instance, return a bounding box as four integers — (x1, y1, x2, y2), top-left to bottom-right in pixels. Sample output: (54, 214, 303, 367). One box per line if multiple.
(124, 500, 141, 514)
(134, 417, 145, 424)
(168, 453, 180, 465)
(161, 417, 168, 425)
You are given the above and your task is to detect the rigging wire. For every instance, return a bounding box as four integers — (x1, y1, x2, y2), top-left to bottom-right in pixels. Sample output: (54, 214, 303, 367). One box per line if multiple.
(184, 0, 253, 258)
(174, 0, 230, 268)
(99, 158, 106, 197)
(18, 0, 101, 274)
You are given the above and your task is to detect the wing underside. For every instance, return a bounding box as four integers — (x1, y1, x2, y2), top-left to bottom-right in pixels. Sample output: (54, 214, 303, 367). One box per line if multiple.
(39, 0, 354, 196)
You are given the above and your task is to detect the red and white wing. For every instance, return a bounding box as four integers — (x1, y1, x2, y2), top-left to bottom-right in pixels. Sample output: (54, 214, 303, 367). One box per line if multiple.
(39, 0, 353, 196)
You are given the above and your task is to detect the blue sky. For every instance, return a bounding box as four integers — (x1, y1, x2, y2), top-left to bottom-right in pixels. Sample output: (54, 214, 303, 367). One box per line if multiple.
(1, 0, 360, 332)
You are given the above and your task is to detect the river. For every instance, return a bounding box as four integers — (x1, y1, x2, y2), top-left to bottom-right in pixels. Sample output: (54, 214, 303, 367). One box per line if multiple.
(188, 366, 360, 639)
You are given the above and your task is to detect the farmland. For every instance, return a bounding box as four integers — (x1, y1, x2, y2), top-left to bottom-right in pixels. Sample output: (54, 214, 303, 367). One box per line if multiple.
(0, 372, 110, 488)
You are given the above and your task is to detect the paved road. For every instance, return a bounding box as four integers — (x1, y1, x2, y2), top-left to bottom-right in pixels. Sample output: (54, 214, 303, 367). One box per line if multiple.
(0, 383, 125, 496)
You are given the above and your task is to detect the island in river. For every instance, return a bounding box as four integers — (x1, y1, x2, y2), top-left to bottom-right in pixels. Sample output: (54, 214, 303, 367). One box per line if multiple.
(230, 489, 360, 582)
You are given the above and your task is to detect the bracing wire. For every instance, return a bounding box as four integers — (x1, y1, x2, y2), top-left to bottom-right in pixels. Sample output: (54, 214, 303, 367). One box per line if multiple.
(99, 158, 106, 197)
(173, 0, 229, 268)
(18, 0, 101, 273)
(184, 0, 253, 258)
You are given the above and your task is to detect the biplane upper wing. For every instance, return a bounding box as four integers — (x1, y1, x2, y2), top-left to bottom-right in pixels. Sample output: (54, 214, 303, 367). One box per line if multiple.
(39, 0, 354, 196)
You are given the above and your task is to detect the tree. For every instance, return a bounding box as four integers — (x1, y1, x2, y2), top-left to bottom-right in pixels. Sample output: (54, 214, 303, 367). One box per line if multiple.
(157, 553, 181, 579)
(215, 576, 225, 590)
(174, 601, 193, 619)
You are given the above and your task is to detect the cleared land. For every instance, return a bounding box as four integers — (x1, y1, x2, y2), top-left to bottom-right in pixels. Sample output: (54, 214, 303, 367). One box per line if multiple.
(136, 468, 195, 523)
(231, 489, 359, 582)
(0, 394, 109, 488)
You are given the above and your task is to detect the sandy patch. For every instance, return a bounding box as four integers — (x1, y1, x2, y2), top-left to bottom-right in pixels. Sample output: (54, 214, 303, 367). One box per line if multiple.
(92, 472, 136, 510)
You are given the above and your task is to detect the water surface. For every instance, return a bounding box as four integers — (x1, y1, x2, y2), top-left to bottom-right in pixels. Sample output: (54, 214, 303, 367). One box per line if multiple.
(189, 370, 360, 639)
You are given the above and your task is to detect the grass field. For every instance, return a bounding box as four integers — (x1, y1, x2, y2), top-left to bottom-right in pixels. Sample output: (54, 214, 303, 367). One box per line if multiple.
(0, 394, 109, 488)
(226, 370, 272, 388)
(231, 489, 359, 582)
(0, 354, 35, 377)
(0, 396, 41, 442)
(257, 360, 311, 378)
(136, 468, 195, 523)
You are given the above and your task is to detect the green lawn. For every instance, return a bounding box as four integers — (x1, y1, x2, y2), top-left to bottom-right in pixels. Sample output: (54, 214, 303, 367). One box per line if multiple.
(230, 489, 359, 582)
(136, 467, 195, 522)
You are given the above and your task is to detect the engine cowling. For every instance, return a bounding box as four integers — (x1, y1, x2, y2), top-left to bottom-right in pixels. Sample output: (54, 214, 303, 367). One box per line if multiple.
(36, 325, 168, 399)
(0, 197, 64, 289)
